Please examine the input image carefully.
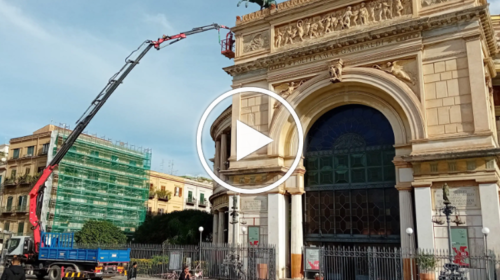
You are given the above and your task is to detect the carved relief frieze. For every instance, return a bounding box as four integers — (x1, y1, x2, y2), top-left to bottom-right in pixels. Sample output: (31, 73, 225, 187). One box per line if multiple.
(273, 0, 412, 50)
(243, 31, 270, 53)
(272, 77, 314, 109)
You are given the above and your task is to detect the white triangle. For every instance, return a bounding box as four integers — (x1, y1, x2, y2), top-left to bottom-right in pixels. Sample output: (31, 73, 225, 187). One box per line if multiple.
(236, 120, 273, 161)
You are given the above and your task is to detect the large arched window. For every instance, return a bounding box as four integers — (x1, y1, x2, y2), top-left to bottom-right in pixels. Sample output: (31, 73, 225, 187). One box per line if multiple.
(304, 105, 400, 245)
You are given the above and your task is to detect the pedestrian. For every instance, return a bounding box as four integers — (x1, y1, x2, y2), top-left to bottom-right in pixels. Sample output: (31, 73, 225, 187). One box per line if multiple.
(127, 262, 137, 280)
(178, 266, 191, 280)
(0, 256, 25, 280)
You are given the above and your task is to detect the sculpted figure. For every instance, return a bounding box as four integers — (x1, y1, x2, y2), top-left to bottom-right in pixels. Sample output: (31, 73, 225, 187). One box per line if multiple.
(374, 61, 414, 85)
(329, 59, 344, 83)
(377, 2, 384, 21)
(443, 183, 450, 204)
(324, 15, 333, 33)
(343, 6, 353, 29)
(395, 0, 404, 16)
(310, 20, 319, 38)
(297, 20, 305, 41)
(285, 25, 297, 45)
(273, 80, 305, 109)
(275, 28, 284, 47)
(317, 17, 326, 36)
(359, 3, 369, 25)
(369, 2, 377, 22)
(382, 1, 392, 20)
(351, 10, 360, 26)
(250, 34, 264, 51)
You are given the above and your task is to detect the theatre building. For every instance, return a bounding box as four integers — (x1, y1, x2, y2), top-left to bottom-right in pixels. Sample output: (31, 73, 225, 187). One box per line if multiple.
(209, 0, 500, 278)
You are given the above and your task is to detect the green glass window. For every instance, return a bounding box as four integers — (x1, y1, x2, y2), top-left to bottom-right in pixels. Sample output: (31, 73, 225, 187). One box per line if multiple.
(17, 222, 24, 234)
(6, 196, 13, 211)
(4, 222, 9, 231)
(27, 146, 34, 156)
(13, 149, 19, 159)
(188, 191, 193, 199)
(200, 193, 205, 203)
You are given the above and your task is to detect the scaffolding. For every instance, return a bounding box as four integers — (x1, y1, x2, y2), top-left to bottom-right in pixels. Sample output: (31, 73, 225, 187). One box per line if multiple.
(49, 130, 151, 233)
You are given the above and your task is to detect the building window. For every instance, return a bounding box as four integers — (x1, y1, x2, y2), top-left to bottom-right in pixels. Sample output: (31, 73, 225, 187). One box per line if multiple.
(148, 207, 152, 213)
(27, 146, 34, 156)
(174, 187, 180, 197)
(200, 193, 205, 203)
(25, 168, 30, 176)
(6, 196, 13, 211)
(0, 175, 2, 184)
(158, 208, 164, 214)
(13, 149, 19, 159)
(17, 222, 24, 234)
(4, 222, 9, 232)
(188, 191, 193, 199)
(42, 143, 49, 155)
(161, 186, 166, 191)
(18, 196, 27, 210)
(149, 184, 154, 191)
(11, 170, 16, 178)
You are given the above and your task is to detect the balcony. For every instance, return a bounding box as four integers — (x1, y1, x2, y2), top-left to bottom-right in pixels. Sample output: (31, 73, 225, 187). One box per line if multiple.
(2, 178, 17, 188)
(186, 197, 196, 206)
(198, 199, 208, 208)
(2, 206, 15, 214)
(39, 149, 49, 156)
(19, 175, 36, 186)
(16, 205, 28, 214)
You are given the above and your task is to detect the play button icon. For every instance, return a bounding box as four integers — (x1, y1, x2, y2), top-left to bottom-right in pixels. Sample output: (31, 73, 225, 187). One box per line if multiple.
(236, 120, 273, 161)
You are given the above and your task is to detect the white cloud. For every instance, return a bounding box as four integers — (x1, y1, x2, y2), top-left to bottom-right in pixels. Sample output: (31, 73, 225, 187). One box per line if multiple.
(143, 13, 174, 33)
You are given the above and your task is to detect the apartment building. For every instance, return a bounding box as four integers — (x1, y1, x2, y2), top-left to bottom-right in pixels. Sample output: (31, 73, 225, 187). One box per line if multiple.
(147, 171, 184, 215)
(182, 177, 213, 212)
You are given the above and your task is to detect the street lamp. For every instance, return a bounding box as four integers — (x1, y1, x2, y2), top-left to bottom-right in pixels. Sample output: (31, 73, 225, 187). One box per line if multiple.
(483, 227, 490, 280)
(406, 228, 414, 280)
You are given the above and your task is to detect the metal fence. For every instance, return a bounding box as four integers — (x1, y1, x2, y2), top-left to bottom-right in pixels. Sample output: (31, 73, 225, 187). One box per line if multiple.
(317, 246, 498, 280)
(93, 242, 277, 280)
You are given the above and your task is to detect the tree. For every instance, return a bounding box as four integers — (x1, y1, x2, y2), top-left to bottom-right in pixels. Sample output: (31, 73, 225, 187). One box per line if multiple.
(75, 220, 127, 244)
(134, 209, 213, 244)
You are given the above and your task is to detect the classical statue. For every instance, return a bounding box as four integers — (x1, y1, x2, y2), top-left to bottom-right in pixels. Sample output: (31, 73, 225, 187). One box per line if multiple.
(237, 0, 277, 10)
(275, 28, 284, 47)
(381, 1, 393, 20)
(443, 183, 451, 205)
(329, 59, 344, 83)
(373, 61, 414, 85)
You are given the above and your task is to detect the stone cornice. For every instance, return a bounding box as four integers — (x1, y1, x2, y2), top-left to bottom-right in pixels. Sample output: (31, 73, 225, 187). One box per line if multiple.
(224, 6, 495, 77)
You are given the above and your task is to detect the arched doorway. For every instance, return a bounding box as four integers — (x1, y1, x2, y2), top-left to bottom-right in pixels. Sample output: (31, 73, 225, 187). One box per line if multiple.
(304, 104, 400, 247)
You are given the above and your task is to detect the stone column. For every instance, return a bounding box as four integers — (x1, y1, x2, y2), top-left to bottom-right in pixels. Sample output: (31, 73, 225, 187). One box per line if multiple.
(291, 193, 304, 279)
(414, 185, 435, 249)
(399, 189, 416, 247)
(220, 134, 228, 181)
(268, 193, 286, 279)
(479, 183, 500, 250)
(213, 210, 219, 244)
(215, 140, 221, 176)
(218, 210, 225, 243)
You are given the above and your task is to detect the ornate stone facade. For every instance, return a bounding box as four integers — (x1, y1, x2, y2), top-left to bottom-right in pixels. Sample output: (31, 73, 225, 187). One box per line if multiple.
(211, 0, 500, 278)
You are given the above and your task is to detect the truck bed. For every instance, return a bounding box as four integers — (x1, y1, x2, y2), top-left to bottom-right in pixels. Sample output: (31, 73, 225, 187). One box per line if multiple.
(38, 247, 131, 263)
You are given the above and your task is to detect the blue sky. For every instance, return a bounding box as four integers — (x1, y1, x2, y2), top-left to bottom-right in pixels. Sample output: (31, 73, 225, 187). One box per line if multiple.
(1, 1, 499, 177)
(0, 0, 254, 177)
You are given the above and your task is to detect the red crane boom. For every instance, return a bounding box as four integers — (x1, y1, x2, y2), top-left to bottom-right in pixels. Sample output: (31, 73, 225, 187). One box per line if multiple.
(28, 23, 230, 252)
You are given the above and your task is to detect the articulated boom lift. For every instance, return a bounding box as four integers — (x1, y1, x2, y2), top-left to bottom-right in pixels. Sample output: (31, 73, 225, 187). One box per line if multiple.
(4, 23, 232, 280)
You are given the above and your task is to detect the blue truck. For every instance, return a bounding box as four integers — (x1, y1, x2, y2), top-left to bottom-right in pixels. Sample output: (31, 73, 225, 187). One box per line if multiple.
(4, 232, 130, 280)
